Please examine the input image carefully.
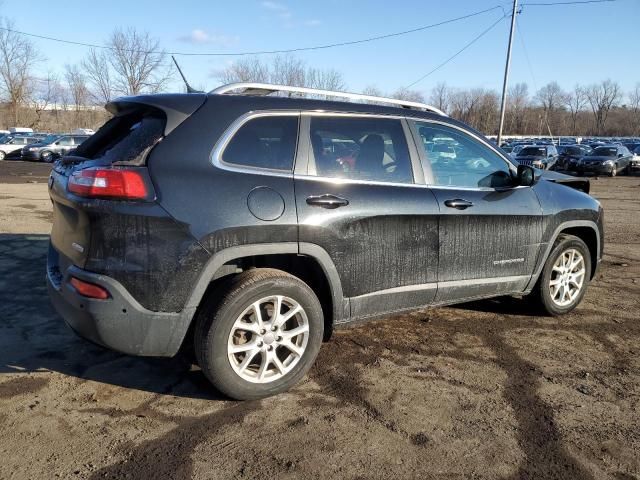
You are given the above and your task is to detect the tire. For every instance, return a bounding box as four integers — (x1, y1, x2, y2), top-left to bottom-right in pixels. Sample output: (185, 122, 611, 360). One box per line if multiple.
(194, 268, 324, 400)
(609, 165, 617, 177)
(0, 151, 5, 161)
(40, 151, 53, 163)
(531, 234, 591, 316)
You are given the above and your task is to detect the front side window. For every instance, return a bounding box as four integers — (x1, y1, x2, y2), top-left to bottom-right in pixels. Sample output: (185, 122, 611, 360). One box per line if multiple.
(57, 137, 73, 146)
(308, 116, 413, 184)
(414, 121, 513, 188)
(222, 115, 299, 171)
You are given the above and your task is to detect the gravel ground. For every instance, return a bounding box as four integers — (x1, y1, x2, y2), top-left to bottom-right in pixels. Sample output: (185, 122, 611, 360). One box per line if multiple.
(0, 161, 638, 480)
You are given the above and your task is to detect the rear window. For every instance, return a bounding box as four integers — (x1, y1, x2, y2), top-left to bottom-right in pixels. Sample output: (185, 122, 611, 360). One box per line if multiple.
(73, 110, 166, 165)
(519, 147, 546, 156)
(222, 115, 299, 171)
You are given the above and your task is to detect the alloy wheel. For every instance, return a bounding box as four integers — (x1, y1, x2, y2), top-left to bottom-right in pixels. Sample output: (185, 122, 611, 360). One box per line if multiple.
(549, 248, 586, 307)
(227, 295, 309, 383)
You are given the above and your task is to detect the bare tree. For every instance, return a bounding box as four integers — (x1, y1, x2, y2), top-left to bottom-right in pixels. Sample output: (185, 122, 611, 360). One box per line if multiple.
(307, 68, 345, 91)
(506, 82, 529, 134)
(429, 82, 449, 113)
(586, 79, 621, 135)
(565, 85, 587, 136)
(535, 81, 567, 133)
(270, 55, 306, 90)
(629, 83, 640, 136)
(216, 56, 269, 84)
(82, 48, 113, 104)
(30, 72, 64, 129)
(361, 86, 382, 96)
(216, 55, 346, 98)
(0, 17, 41, 125)
(107, 28, 171, 95)
(65, 64, 89, 112)
(391, 87, 425, 103)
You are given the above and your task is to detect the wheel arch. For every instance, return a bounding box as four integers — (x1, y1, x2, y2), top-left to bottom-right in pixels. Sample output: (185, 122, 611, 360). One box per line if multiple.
(526, 220, 601, 292)
(182, 242, 346, 340)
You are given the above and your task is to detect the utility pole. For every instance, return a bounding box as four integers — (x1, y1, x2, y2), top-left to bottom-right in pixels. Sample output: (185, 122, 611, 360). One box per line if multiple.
(496, 0, 518, 147)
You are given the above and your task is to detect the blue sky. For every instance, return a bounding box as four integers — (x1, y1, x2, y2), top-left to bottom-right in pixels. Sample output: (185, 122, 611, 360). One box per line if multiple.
(7, 0, 640, 97)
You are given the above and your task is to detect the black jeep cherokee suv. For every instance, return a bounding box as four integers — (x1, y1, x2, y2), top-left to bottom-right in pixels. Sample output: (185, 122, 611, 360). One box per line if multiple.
(47, 83, 604, 400)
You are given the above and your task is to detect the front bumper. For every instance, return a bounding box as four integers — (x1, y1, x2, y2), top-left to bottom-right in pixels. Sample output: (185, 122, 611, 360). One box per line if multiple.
(21, 150, 41, 161)
(47, 243, 194, 357)
(577, 163, 615, 175)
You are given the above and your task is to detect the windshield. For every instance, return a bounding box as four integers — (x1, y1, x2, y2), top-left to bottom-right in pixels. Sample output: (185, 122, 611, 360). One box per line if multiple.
(591, 147, 617, 157)
(565, 147, 582, 155)
(519, 146, 546, 156)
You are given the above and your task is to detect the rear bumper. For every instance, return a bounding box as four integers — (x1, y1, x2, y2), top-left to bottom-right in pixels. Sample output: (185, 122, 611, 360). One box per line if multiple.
(47, 243, 194, 357)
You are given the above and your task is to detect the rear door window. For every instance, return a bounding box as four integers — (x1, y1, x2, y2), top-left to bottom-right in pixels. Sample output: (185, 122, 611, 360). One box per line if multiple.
(222, 115, 299, 171)
(307, 116, 413, 184)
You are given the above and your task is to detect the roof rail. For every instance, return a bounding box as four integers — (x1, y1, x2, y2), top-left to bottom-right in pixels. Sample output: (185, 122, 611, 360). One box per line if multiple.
(210, 82, 447, 116)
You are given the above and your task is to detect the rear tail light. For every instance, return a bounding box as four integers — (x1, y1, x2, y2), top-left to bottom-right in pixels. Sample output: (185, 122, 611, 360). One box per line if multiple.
(68, 167, 154, 200)
(69, 277, 110, 300)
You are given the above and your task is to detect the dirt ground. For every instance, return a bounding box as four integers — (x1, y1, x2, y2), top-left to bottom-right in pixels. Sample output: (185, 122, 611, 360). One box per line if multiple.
(0, 160, 638, 480)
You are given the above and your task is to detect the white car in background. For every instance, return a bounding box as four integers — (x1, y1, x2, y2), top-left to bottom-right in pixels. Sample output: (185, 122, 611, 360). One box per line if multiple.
(0, 136, 41, 160)
(631, 145, 640, 170)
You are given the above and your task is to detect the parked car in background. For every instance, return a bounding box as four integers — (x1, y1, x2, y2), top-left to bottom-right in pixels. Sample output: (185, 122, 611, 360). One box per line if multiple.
(577, 145, 632, 177)
(515, 144, 559, 170)
(0, 135, 43, 160)
(22, 134, 90, 162)
(557, 144, 592, 171)
(630, 145, 640, 170)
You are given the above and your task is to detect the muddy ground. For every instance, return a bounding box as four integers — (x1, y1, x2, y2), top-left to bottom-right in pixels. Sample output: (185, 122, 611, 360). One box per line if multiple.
(0, 161, 638, 480)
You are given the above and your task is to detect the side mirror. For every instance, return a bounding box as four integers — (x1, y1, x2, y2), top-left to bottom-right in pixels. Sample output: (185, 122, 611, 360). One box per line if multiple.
(618, 153, 623, 158)
(517, 164, 538, 187)
(55, 141, 60, 145)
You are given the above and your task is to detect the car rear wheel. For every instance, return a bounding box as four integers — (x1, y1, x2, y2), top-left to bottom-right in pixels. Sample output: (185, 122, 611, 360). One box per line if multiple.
(531, 234, 591, 316)
(194, 268, 324, 400)
(40, 151, 54, 163)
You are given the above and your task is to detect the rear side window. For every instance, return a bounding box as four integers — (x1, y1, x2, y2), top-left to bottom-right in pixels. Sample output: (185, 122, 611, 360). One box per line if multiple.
(222, 115, 299, 171)
(73, 110, 166, 165)
(308, 116, 413, 184)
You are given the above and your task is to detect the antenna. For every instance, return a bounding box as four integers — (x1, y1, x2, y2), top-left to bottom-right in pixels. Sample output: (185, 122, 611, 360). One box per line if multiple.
(172, 56, 203, 94)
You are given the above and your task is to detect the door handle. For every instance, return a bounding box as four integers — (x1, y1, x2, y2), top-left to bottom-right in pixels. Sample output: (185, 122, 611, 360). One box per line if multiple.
(444, 198, 474, 210)
(306, 194, 349, 209)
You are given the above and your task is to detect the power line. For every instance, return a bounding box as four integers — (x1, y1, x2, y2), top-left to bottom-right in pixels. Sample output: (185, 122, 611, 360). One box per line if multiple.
(404, 14, 508, 88)
(521, 0, 614, 6)
(0, 6, 505, 57)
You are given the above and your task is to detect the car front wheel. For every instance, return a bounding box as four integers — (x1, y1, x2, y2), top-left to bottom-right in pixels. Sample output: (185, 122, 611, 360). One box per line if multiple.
(194, 268, 324, 400)
(532, 234, 591, 316)
(0, 151, 5, 161)
(40, 151, 54, 163)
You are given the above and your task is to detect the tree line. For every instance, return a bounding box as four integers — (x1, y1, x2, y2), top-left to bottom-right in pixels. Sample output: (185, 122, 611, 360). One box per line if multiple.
(0, 15, 638, 137)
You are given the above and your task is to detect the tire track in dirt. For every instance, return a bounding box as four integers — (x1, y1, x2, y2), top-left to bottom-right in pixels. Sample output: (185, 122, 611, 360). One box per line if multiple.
(88, 400, 261, 479)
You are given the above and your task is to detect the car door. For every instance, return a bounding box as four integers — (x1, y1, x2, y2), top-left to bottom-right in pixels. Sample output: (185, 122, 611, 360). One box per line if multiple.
(618, 147, 631, 171)
(408, 119, 543, 303)
(294, 113, 440, 320)
(55, 136, 73, 155)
